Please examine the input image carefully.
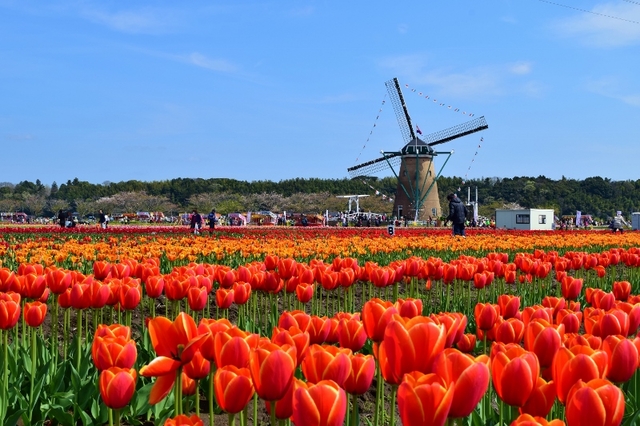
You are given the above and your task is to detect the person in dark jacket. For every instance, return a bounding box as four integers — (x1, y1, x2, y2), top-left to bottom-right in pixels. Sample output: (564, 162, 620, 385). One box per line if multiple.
(447, 193, 468, 237)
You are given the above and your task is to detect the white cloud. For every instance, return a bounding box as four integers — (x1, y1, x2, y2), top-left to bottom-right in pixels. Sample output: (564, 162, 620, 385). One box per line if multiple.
(509, 61, 532, 75)
(187, 52, 238, 73)
(586, 77, 640, 107)
(79, 5, 180, 34)
(553, 2, 640, 47)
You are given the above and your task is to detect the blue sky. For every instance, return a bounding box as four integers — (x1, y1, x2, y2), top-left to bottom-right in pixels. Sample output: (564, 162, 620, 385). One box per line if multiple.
(1, 1, 639, 187)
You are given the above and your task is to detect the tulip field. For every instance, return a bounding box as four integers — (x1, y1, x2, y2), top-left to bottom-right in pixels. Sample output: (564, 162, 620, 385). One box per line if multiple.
(3, 226, 640, 425)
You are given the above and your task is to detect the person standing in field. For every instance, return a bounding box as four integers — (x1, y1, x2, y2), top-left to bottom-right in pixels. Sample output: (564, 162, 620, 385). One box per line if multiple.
(611, 213, 629, 233)
(190, 209, 202, 235)
(207, 209, 216, 231)
(447, 193, 468, 237)
(98, 210, 107, 229)
(58, 209, 66, 228)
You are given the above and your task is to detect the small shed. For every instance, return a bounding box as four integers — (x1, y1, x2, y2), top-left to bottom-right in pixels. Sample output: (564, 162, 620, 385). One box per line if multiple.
(632, 212, 640, 230)
(495, 209, 555, 231)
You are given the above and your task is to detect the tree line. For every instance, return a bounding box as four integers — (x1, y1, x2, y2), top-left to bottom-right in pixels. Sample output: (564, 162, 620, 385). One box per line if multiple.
(0, 175, 639, 220)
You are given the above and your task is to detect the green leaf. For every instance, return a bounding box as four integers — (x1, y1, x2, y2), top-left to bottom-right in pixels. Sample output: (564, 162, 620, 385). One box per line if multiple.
(133, 382, 153, 416)
(4, 409, 25, 426)
(75, 403, 93, 426)
(49, 406, 74, 426)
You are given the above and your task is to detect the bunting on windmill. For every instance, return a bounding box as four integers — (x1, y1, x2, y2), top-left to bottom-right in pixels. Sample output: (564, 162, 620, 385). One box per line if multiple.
(348, 77, 488, 221)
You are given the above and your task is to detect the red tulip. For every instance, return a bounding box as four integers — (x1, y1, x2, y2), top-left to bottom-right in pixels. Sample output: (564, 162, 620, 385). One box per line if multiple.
(233, 281, 252, 305)
(524, 319, 564, 370)
(118, 278, 141, 310)
(378, 315, 446, 385)
(551, 345, 608, 404)
(0, 293, 21, 330)
(561, 276, 583, 300)
(187, 286, 208, 311)
(249, 341, 296, 402)
(336, 317, 367, 352)
(301, 344, 352, 388)
(271, 326, 310, 367)
(343, 353, 375, 395)
(23, 301, 47, 328)
(602, 335, 638, 383)
(565, 378, 625, 426)
(197, 318, 233, 362)
(98, 367, 136, 410)
(394, 298, 423, 318)
(612, 281, 631, 301)
(214, 365, 254, 414)
(361, 298, 398, 342)
(432, 348, 490, 418)
(474, 303, 499, 331)
(215, 288, 234, 309)
(184, 350, 210, 381)
(92, 335, 137, 371)
(45, 268, 73, 295)
(214, 327, 260, 369)
(295, 282, 314, 304)
(494, 317, 525, 345)
(519, 377, 556, 418)
(144, 275, 165, 299)
(456, 333, 476, 353)
(292, 380, 347, 426)
(498, 295, 521, 320)
(491, 344, 539, 407)
(397, 372, 454, 426)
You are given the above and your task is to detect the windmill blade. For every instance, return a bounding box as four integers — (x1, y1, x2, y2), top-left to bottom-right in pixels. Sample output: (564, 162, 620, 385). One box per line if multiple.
(348, 155, 402, 178)
(385, 78, 415, 145)
(425, 116, 488, 147)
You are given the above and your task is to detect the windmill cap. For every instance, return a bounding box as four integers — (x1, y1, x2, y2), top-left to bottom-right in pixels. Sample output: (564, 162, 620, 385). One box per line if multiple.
(401, 137, 434, 155)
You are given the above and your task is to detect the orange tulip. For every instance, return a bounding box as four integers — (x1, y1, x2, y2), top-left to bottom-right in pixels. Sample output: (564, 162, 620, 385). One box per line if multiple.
(301, 344, 352, 388)
(23, 301, 47, 328)
(45, 268, 73, 295)
(565, 378, 625, 426)
(98, 367, 137, 409)
(551, 345, 608, 404)
(307, 315, 331, 345)
(343, 353, 375, 395)
(249, 341, 296, 402)
(378, 316, 446, 385)
(432, 312, 467, 348)
(397, 372, 454, 426)
(144, 275, 165, 299)
(215, 288, 234, 309)
(140, 312, 207, 404)
(197, 317, 233, 363)
(118, 278, 142, 310)
(510, 414, 566, 425)
(184, 350, 210, 381)
(432, 348, 490, 418)
(556, 309, 582, 334)
(214, 365, 254, 414)
(491, 345, 539, 407)
(164, 414, 204, 426)
(292, 380, 347, 426)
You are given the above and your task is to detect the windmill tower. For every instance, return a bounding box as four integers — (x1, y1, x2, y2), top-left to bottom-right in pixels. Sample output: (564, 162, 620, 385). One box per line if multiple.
(348, 77, 488, 221)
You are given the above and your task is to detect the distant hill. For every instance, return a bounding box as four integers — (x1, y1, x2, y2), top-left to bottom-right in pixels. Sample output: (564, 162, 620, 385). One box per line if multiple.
(1, 175, 639, 220)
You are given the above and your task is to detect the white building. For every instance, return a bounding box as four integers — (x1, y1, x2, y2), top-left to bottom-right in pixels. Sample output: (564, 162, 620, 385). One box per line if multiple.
(495, 209, 555, 231)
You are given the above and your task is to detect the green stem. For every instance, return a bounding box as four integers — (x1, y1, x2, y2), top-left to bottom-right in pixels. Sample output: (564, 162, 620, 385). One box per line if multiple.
(195, 379, 200, 418)
(270, 402, 277, 426)
(253, 393, 258, 426)
(390, 386, 397, 426)
(29, 327, 37, 420)
(175, 368, 182, 415)
(114, 408, 121, 426)
(351, 393, 358, 426)
(108, 408, 113, 426)
(229, 413, 236, 426)
(76, 309, 82, 372)
(209, 370, 215, 426)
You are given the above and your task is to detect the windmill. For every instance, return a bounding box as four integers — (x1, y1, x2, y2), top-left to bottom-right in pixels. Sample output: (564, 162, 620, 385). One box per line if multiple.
(347, 77, 488, 221)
